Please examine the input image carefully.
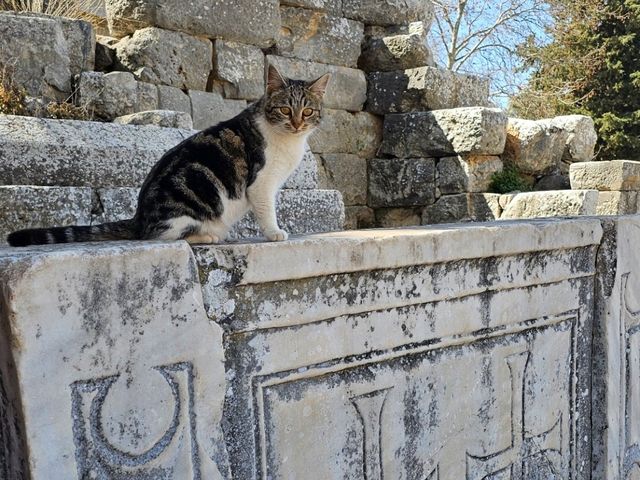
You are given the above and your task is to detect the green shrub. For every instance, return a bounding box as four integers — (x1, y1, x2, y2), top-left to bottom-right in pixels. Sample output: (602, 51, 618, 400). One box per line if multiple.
(489, 166, 532, 194)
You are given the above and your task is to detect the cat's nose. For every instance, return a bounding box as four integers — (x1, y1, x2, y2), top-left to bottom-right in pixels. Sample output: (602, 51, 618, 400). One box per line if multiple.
(291, 119, 303, 130)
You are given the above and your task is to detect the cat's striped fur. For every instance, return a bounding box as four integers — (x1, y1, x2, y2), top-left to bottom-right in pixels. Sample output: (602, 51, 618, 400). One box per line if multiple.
(7, 65, 330, 247)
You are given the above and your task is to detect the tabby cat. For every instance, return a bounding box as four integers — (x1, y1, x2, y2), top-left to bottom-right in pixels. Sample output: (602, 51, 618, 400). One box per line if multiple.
(7, 65, 330, 247)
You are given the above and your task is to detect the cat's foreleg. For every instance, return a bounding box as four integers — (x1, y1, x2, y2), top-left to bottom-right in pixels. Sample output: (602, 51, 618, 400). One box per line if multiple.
(247, 181, 288, 241)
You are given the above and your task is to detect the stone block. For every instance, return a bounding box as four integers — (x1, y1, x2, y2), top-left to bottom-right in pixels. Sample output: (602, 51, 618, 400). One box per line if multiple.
(503, 118, 569, 175)
(369, 157, 435, 207)
(552, 115, 597, 170)
(267, 55, 367, 111)
(342, 0, 433, 26)
(308, 109, 382, 157)
(0, 242, 226, 478)
(76, 71, 138, 120)
(375, 207, 421, 227)
(115, 27, 213, 90)
(500, 190, 598, 220)
(570, 160, 640, 191)
(344, 205, 375, 229)
(318, 154, 367, 205)
(283, 146, 319, 189)
(0, 115, 194, 188)
(381, 107, 508, 158)
(367, 66, 490, 114)
(596, 191, 639, 215)
(189, 91, 247, 130)
(105, 0, 280, 48)
(57, 14, 96, 75)
(92, 186, 138, 223)
(114, 110, 193, 129)
(157, 84, 191, 115)
(281, 0, 342, 14)
(136, 81, 158, 111)
(422, 193, 501, 224)
(437, 155, 503, 194)
(276, 7, 364, 68)
(214, 40, 265, 100)
(359, 21, 434, 72)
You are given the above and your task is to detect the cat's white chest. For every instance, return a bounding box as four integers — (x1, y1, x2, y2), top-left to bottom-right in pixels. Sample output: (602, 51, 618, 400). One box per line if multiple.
(257, 120, 308, 184)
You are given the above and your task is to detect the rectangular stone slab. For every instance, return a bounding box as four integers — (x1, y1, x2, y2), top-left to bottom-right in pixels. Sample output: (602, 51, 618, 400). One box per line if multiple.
(570, 160, 640, 191)
(500, 190, 599, 220)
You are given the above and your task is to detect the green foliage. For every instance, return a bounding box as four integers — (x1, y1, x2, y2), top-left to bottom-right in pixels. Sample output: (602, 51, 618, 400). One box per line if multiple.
(512, 0, 640, 160)
(489, 166, 532, 194)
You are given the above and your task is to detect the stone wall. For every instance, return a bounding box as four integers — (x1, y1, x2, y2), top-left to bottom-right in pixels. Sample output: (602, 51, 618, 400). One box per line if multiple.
(2, 216, 640, 478)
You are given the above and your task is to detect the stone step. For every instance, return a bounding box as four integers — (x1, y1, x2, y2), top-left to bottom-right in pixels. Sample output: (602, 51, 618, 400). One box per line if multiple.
(0, 186, 344, 243)
(0, 115, 318, 189)
(500, 190, 598, 220)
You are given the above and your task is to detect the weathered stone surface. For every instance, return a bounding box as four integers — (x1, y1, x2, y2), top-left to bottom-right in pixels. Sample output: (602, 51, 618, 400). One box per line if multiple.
(92, 186, 138, 223)
(0, 242, 227, 478)
(157, 84, 191, 115)
(135, 81, 159, 111)
(309, 109, 382, 157)
(552, 115, 597, 169)
(115, 27, 213, 90)
(501, 190, 599, 219)
(503, 118, 569, 175)
(342, 0, 434, 26)
(214, 40, 265, 100)
(437, 155, 503, 194)
(114, 109, 193, 129)
(381, 107, 508, 158)
(281, 0, 342, 14)
(283, 146, 320, 189)
(57, 14, 96, 75)
(422, 193, 501, 224)
(318, 154, 367, 205)
(359, 21, 434, 72)
(267, 55, 367, 111)
(344, 205, 374, 229)
(570, 160, 640, 191)
(276, 7, 364, 68)
(106, 0, 280, 47)
(76, 71, 138, 120)
(375, 207, 421, 227)
(596, 191, 639, 215)
(0, 115, 194, 188)
(189, 91, 247, 130)
(367, 67, 490, 114)
(369, 157, 435, 207)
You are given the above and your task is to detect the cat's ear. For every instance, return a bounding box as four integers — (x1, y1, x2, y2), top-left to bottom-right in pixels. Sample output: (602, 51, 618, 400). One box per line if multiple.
(266, 64, 288, 94)
(307, 73, 331, 98)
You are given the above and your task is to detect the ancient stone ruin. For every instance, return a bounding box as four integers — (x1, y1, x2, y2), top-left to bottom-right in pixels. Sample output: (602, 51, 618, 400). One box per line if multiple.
(2, 1, 640, 479)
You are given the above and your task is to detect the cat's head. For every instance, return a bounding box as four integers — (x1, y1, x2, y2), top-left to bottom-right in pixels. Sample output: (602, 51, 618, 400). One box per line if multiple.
(262, 64, 331, 136)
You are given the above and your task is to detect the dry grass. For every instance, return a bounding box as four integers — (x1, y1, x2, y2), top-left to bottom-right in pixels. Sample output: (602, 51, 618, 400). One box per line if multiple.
(0, 64, 27, 116)
(0, 0, 103, 21)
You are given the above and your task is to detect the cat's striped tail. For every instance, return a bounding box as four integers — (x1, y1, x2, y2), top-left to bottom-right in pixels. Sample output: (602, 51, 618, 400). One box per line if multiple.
(7, 219, 138, 247)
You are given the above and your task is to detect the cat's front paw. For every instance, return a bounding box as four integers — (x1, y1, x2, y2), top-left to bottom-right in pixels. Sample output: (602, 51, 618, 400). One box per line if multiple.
(265, 228, 288, 242)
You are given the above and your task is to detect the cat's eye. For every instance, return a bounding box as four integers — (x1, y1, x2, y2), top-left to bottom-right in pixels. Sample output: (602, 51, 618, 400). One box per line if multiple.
(302, 108, 314, 116)
(279, 107, 292, 115)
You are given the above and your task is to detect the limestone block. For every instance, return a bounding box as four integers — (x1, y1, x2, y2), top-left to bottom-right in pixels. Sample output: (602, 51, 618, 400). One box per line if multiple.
(552, 115, 597, 169)
(267, 55, 367, 111)
(281, 0, 342, 14)
(359, 21, 434, 72)
(381, 107, 508, 158)
(422, 193, 501, 224)
(367, 66, 489, 115)
(503, 118, 569, 175)
(342, 0, 433, 26)
(570, 160, 640, 191)
(76, 71, 138, 120)
(283, 146, 320, 189)
(189, 91, 247, 130)
(318, 153, 367, 205)
(114, 109, 193, 129)
(344, 205, 375, 229)
(375, 207, 421, 227)
(92, 186, 138, 223)
(596, 191, 639, 215)
(0, 242, 227, 478)
(308, 109, 382, 157)
(136, 81, 158, 111)
(214, 40, 265, 100)
(276, 7, 364, 68)
(106, 0, 280, 48)
(230, 189, 345, 239)
(157, 84, 191, 115)
(115, 27, 213, 90)
(437, 155, 503, 194)
(57, 14, 96, 75)
(0, 115, 194, 188)
(369, 157, 436, 207)
(500, 190, 598, 219)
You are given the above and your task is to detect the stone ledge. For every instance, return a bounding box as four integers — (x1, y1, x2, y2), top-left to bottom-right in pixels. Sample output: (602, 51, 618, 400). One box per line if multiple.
(570, 160, 640, 191)
(500, 190, 599, 219)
